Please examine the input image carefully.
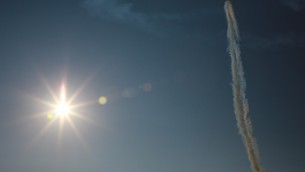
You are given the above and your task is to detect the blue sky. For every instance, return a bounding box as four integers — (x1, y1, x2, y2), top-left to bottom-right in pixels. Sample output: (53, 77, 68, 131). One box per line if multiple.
(0, 0, 304, 171)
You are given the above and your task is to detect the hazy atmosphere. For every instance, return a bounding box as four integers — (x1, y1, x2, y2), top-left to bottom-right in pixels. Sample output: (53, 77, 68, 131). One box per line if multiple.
(0, 0, 304, 172)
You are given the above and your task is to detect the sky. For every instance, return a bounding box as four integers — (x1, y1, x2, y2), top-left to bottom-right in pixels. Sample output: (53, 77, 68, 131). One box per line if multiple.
(0, 0, 304, 171)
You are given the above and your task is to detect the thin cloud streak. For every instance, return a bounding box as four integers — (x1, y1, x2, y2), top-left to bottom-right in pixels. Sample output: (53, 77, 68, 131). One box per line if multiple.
(224, 1, 263, 172)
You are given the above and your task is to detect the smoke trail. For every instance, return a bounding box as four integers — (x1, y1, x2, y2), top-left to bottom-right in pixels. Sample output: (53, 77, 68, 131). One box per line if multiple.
(224, 1, 263, 172)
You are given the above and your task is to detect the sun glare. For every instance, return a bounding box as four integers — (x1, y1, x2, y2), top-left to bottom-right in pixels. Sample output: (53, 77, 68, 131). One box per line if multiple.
(28, 77, 97, 150)
(54, 84, 71, 118)
(56, 102, 70, 117)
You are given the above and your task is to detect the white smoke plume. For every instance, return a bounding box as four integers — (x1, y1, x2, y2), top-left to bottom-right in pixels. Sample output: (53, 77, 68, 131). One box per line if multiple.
(224, 1, 263, 172)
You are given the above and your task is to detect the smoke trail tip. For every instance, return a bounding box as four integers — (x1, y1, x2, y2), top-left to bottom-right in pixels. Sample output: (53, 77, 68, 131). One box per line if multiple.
(224, 0, 232, 9)
(224, 0, 240, 43)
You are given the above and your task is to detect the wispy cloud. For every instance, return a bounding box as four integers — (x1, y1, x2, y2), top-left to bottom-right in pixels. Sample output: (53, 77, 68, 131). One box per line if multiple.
(81, 0, 155, 32)
(282, 0, 305, 11)
(81, 0, 219, 34)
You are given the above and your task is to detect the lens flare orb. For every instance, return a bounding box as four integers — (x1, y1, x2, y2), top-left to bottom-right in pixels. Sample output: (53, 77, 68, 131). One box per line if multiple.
(47, 113, 53, 119)
(98, 96, 107, 105)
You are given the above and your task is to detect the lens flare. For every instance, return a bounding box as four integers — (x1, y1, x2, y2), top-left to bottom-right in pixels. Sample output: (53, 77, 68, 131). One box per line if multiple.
(47, 113, 53, 119)
(98, 96, 107, 105)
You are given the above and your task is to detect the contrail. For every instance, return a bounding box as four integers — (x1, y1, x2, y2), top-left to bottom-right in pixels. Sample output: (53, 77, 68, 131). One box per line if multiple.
(224, 1, 263, 172)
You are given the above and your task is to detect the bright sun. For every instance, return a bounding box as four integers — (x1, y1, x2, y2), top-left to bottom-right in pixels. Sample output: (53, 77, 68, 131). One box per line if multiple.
(54, 84, 71, 118)
(28, 78, 98, 150)
(55, 102, 71, 117)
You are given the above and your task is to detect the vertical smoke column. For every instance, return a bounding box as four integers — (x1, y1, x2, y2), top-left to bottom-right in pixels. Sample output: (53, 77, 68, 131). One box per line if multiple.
(224, 1, 263, 172)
